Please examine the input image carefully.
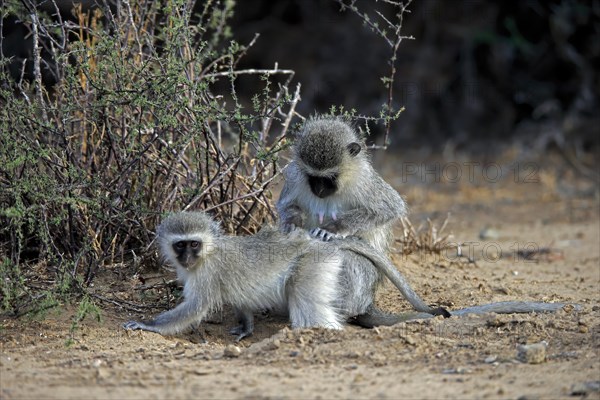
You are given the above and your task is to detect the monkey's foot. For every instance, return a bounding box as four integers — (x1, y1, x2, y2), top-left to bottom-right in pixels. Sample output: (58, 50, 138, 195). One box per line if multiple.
(229, 325, 253, 342)
(431, 307, 451, 318)
(310, 227, 344, 242)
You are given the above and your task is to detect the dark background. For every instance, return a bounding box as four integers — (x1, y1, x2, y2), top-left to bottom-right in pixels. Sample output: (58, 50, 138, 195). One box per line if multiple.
(3, 0, 599, 154)
(230, 0, 599, 154)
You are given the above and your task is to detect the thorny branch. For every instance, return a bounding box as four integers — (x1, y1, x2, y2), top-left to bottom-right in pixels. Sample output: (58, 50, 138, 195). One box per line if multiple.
(336, 0, 414, 148)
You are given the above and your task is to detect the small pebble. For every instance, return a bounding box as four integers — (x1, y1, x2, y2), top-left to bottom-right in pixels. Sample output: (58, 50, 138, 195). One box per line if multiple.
(516, 341, 547, 364)
(516, 395, 540, 400)
(479, 227, 499, 240)
(403, 335, 416, 345)
(223, 345, 242, 358)
(570, 381, 600, 396)
(484, 355, 497, 364)
(95, 368, 109, 380)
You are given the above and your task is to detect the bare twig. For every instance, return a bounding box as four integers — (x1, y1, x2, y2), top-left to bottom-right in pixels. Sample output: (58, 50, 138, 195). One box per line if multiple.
(30, 12, 49, 123)
(335, 0, 414, 148)
(202, 67, 296, 79)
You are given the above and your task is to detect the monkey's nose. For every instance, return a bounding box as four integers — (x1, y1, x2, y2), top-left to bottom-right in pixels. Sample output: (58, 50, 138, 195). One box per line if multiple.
(180, 254, 193, 269)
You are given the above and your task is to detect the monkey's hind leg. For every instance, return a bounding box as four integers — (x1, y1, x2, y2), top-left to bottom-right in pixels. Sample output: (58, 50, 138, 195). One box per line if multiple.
(287, 253, 344, 330)
(229, 308, 255, 342)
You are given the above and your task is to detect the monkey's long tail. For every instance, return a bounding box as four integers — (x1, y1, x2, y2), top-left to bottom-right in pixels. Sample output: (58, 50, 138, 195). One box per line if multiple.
(337, 240, 448, 316)
(450, 301, 581, 316)
(351, 302, 581, 328)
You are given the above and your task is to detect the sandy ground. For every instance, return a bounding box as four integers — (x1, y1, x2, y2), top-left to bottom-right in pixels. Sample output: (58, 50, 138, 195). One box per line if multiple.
(1, 156, 599, 400)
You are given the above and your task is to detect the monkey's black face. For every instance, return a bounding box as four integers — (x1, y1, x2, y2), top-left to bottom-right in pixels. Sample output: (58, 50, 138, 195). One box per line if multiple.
(307, 174, 338, 198)
(172, 240, 202, 269)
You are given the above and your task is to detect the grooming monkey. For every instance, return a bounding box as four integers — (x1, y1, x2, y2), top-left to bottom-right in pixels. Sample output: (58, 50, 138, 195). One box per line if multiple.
(278, 116, 577, 326)
(277, 115, 416, 326)
(123, 212, 445, 339)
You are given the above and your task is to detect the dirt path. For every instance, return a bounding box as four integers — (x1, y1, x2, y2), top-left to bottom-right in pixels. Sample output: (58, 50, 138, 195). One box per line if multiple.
(1, 164, 599, 400)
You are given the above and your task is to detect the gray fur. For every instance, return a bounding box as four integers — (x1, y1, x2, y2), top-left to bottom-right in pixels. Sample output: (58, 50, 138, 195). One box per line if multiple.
(277, 116, 408, 324)
(123, 212, 344, 338)
(294, 117, 356, 170)
(323, 233, 438, 313)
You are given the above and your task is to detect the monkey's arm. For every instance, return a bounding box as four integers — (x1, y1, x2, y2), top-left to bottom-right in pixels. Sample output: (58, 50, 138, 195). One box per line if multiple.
(321, 176, 406, 235)
(277, 164, 306, 233)
(123, 297, 207, 336)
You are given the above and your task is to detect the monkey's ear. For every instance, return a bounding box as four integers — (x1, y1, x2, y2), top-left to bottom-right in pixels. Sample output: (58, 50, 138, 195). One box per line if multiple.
(347, 142, 361, 157)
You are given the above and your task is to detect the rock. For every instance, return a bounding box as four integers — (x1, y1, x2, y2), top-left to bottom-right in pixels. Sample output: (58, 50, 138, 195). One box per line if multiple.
(570, 381, 600, 396)
(484, 355, 497, 364)
(516, 341, 547, 364)
(402, 335, 416, 345)
(223, 345, 242, 358)
(479, 227, 499, 240)
(442, 367, 471, 374)
(516, 395, 539, 400)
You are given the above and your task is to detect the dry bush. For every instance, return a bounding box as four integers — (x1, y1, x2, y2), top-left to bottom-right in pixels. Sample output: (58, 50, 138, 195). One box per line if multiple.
(0, 0, 301, 314)
(0, 0, 416, 316)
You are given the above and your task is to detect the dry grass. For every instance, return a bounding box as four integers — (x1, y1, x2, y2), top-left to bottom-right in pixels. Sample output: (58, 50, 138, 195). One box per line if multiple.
(397, 213, 455, 255)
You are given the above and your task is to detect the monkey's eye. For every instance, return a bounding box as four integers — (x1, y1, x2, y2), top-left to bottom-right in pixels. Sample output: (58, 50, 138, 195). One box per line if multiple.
(174, 241, 186, 250)
(190, 241, 201, 249)
(347, 142, 362, 157)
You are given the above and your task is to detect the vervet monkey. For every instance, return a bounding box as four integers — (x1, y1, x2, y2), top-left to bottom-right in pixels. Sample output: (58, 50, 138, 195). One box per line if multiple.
(276, 115, 413, 326)
(122, 212, 445, 340)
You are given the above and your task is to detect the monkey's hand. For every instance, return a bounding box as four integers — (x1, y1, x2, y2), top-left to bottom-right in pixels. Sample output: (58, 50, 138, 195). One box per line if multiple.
(309, 227, 345, 242)
(280, 205, 305, 233)
(123, 320, 161, 333)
